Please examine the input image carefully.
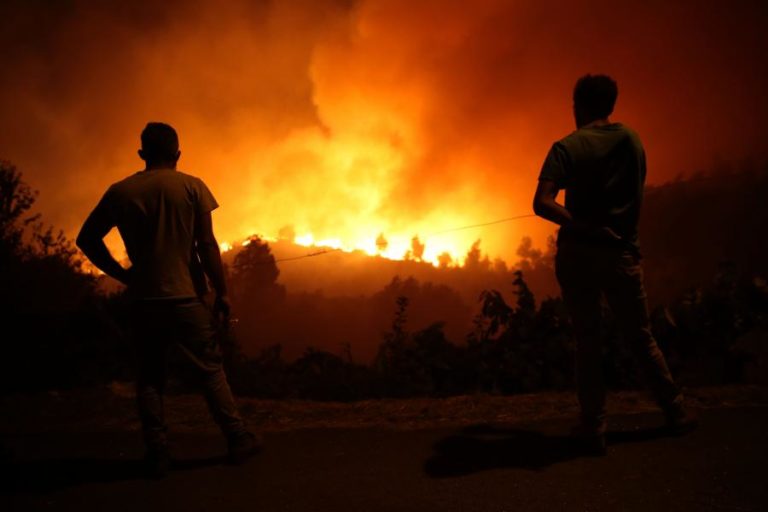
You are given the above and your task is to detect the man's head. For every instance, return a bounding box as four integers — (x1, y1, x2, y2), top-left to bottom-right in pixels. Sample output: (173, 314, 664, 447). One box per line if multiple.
(139, 122, 180, 167)
(573, 74, 618, 128)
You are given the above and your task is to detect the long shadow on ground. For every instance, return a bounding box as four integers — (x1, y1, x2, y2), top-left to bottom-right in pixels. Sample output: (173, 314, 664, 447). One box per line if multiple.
(424, 423, 673, 477)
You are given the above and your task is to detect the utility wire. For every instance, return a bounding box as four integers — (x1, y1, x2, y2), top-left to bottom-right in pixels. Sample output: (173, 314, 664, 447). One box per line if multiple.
(426, 213, 538, 238)
(274, 248, 343, 263)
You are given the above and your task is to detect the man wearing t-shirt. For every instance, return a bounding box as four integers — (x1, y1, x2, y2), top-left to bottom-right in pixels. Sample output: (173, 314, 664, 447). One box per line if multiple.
(533, 75, 697, 455)
(77, 122, 258, 477)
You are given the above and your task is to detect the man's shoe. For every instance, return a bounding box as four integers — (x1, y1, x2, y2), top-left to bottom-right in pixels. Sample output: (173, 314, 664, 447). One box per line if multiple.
(144, 445, 171, 479)
(570, 425, 607, 457)
(665, 406, 699, 436)
(228, 431, 262, 465)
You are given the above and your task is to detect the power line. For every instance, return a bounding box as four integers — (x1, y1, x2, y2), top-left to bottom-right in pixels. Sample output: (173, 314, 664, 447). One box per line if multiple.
(426, 214, 538, 238)
(274, 248, 342, 263)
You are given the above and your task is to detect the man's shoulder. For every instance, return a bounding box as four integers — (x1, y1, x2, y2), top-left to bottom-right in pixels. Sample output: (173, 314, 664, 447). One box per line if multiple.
(611, 123, 642, 143)
(173, 169, 202, 181)
(172, 170, 209, 189)
(113, 169, 205, 187)
(556, 129, 589, 154)
(559, 122, 635, 138)
(172, 170, 217, 209)
(558, 123, 642, 151)
(106, 171, 144, 196)
(556, 129, 580, 146)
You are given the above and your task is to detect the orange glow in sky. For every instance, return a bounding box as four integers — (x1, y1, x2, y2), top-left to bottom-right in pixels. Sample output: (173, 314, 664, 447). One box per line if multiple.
(0, 0, 766, 267)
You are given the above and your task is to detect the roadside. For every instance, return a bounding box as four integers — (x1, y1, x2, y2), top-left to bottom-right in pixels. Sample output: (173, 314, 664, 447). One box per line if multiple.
(2, 384, 767, 433)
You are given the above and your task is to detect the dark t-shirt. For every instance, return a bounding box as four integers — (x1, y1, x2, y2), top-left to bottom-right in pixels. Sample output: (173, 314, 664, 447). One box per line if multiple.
(88, 168, 218, 299)
(538, 123, 646, 249)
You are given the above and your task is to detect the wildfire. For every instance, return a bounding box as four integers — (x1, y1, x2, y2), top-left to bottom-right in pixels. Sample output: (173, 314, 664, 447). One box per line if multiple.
(220, 227, 483, 268)
(216, 124, 523, 267)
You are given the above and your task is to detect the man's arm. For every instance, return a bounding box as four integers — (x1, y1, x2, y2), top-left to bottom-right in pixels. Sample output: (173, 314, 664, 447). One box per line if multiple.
(533, 179, 573, 227)
(533, 179, 620, 241)
(194, 211, 230, 315)
(76, 209, 131, 285)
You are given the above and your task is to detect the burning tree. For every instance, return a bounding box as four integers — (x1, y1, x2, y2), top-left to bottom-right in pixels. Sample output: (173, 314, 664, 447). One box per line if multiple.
(230, 236, 286, 305)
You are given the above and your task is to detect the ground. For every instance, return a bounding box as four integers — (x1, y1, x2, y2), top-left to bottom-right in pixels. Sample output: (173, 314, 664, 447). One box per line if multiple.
(3, 385, 767, 511)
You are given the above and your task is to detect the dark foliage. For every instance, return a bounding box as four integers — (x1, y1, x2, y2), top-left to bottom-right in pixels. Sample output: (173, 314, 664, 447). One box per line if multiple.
(0, 161, 131, 393)
(641, 167, 768, 304)
(222, 264, 768, 400)
(3, 162, 767, 400)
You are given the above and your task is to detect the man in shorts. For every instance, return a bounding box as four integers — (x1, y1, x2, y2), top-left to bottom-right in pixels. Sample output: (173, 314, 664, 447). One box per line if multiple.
(533, 75, 697, 455)
(77, 122, 258, 477)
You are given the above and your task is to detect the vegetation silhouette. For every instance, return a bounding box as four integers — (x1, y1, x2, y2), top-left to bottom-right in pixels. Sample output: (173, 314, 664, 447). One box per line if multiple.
(1, 161, 131, 393)
(1, 162, 767, 400)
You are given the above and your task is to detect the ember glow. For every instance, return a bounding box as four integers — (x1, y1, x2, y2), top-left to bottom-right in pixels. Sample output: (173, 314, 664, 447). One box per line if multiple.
(1, 0, 766, 268)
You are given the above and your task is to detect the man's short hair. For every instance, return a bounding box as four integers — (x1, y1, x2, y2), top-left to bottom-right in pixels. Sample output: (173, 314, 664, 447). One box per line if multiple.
(141, 122, 179, 161)
(573, 74, 618, 119)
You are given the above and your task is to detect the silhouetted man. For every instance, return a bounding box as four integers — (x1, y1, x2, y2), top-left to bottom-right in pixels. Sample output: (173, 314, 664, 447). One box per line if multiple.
(77, 122, 258, 477)
(533, 75, 697, 455)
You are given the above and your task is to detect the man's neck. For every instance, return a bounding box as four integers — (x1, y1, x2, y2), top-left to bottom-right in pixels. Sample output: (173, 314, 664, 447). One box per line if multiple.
(144, 163, 177, 171)
(580, 117, 612, 129)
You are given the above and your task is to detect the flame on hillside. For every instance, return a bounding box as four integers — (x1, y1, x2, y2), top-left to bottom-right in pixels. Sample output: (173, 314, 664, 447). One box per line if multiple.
(220, 228, 475, 268)
(212, 80, 528, 268)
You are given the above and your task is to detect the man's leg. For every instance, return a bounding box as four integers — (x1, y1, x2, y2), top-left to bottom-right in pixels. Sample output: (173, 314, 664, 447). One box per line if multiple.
(603, 252, 684, 415)
(133, 304, 171, 450)
(172, 301, 249, 439)
(556, 246, 607, 435)
(132, 303, 173, 478)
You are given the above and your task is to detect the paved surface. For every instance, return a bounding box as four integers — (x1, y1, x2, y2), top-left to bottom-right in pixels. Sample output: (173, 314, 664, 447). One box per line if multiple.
(3, 407, 767, 511)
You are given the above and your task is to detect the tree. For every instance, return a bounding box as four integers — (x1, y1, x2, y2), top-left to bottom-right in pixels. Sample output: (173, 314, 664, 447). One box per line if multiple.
(0, 160, 82, 269)
(232, 236, 279, 287)
(0, 162, 93, 312)
(408, 236, 425, 261)
(474, 289, 512, 341)
(230, 236, 285, 307)
(0, 160, 39, 260)
(228, 236, 287, 354)
(0, 163, 122, 393)
(376, 295, 409, 366)
(464, 239, 491, 270)
(376, 233, 389, 253)
(512, 270, 536, 316)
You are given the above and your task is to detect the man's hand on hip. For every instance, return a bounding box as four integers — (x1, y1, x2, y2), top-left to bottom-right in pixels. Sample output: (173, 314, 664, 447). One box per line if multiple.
(213, 294, 232, 321)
